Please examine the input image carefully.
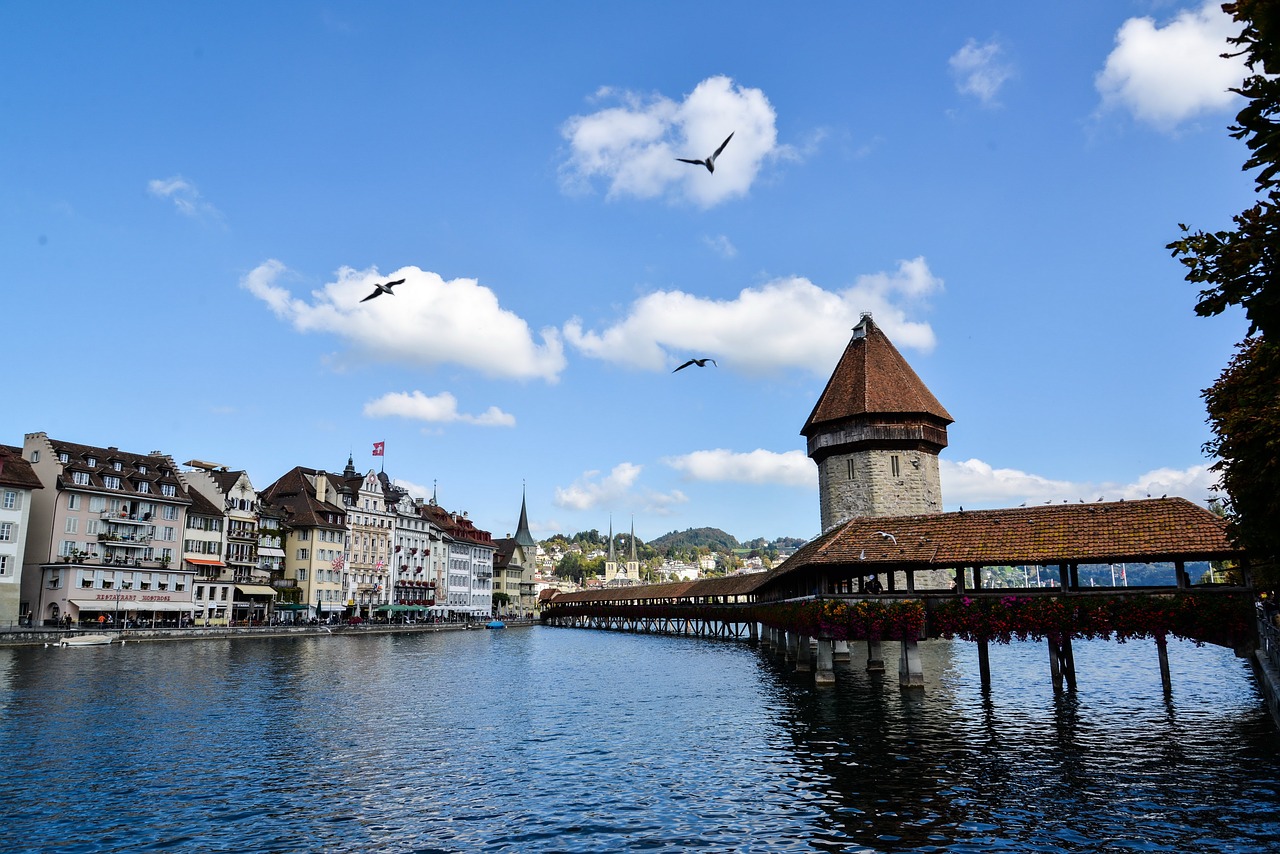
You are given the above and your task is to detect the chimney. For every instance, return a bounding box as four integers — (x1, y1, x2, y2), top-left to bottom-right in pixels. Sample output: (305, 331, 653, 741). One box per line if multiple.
(316, 471, 327, 503)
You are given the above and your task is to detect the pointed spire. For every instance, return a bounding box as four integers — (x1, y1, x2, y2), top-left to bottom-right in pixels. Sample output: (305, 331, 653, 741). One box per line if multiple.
(514, 483, 536, 547)
(608, 516, 615, 562)
(343, 453, 357, 479)
(629, 516, 637, 560)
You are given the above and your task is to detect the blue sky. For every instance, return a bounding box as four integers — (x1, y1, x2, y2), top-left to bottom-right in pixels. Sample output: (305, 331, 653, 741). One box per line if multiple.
(0, 2, 1255, 543)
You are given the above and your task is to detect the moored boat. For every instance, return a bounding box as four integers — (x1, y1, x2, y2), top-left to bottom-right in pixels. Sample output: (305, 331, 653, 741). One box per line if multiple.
(486, 620, 506, 630)
(58, 634, 114, 647)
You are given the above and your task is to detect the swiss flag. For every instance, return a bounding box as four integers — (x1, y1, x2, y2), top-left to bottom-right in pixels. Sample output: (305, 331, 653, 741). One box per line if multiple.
(372, 441, 385, 457)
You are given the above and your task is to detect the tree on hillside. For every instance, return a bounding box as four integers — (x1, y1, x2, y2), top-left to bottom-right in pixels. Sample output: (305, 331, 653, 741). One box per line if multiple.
(1168, 0, 1280, 573)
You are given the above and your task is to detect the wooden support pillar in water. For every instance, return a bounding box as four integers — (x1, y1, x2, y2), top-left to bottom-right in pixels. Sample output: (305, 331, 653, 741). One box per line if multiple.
(796, 635, 812, 672)
(867, 639, 885, 672)
(748, 621, 758, 646)
(899, 638, 924, 689)
(785, 631, 799, 663)
(1048, 636, 1077, 692)
(815, 639, 835, 685)
(977, 637, 991, 688)
(1156, 633, 1172, 695)
(833, 639, 851, 661)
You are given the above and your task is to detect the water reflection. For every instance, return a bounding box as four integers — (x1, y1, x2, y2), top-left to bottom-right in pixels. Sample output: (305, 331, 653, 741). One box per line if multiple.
(0, 630, 1277, 853)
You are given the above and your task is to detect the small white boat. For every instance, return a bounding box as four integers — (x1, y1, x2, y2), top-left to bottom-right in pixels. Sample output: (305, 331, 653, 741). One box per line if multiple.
(58, 634, 114, 647)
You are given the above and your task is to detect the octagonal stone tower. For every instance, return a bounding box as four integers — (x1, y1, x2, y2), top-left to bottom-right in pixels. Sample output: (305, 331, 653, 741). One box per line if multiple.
(802, 314, 953, 532)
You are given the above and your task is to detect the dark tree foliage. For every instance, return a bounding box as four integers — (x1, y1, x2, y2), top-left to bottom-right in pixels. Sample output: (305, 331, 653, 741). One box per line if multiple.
(1169, 1, 1280, 569)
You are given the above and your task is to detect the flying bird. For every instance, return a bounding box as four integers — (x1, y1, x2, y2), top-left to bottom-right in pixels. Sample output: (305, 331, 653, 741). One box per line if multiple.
(676, 132, 734, 173)
(874, 531, 897, 545)
(360, 278, 406, 303)
(673, 358, 717, 373)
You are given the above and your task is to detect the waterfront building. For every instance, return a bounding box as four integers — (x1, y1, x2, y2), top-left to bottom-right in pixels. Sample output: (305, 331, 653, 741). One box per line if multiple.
(339, 457, 395, 620)
(182, 487, 233, 626)
(802, 313, 953, 532)
(259, 467, 349, 621)
(419, 500, 494, 621)
(493, 489, 538, 616)
(19, 433, 196, 627)
(0, 445, 42, 625)
(387, 477, 444, 617)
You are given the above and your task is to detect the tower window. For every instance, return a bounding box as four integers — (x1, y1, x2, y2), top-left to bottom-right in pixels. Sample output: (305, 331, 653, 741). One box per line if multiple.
(846, 459, 855, 480)
(891, 455, 901, 477)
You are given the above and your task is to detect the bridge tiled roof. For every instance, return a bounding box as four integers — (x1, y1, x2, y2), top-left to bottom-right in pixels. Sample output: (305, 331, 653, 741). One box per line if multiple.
(783, 497, 1238, 572)
(547, 571, 774, 604)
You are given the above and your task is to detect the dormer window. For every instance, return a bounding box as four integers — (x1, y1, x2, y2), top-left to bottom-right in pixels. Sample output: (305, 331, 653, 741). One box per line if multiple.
(86, 456, 96, 467)
(161, 484, 176, 497)
(104, 476, 122, 490)
(136, 482, 151, 494)
(72, 471, 90, 486)
(58, 453, 69, 463)
(138, 464, 147, 474)
(113, 461, 122, 471)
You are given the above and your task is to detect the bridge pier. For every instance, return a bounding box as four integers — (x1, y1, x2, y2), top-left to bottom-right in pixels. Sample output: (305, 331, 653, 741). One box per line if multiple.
(785, 630, 798, 664)
(1048, 636, 1077, 692)
(748, 621, 758, 646)
(977, 638, 991, 688)
(1155, 633, 1172, 695)
(899, 639, 924, 689)
(867, 640, 885, 673)
(833, 639, 850, 662)
(796, 634, 812, 672)
(815, 639, 835, 685)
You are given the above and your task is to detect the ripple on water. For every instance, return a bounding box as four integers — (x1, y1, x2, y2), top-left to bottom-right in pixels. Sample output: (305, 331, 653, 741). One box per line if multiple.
(0, 631, 1278, 852)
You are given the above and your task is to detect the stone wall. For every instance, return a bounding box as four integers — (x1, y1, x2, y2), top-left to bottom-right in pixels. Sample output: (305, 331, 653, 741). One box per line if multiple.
(818, 448, 942, 532)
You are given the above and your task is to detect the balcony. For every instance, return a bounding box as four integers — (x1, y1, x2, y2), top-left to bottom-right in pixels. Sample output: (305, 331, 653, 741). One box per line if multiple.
(97, 532, 151, 548)
(100, 511, 150, 526)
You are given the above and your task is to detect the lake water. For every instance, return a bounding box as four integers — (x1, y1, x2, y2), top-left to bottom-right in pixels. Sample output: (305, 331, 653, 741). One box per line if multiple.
(1, 627, 1277, 853)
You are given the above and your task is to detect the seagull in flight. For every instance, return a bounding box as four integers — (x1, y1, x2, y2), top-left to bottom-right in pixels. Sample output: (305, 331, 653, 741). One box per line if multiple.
(673, 358, 717, 373)
(676, 132, 734, 173)
(360, 278, 406, 303)
(874, 531, 897, 545)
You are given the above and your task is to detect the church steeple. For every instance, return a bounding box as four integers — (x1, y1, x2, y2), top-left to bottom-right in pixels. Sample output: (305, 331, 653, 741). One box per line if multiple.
(514, 485, 536, 548)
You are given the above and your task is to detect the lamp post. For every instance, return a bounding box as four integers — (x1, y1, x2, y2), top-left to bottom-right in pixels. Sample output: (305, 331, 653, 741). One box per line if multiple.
(116, 581, 131, 635)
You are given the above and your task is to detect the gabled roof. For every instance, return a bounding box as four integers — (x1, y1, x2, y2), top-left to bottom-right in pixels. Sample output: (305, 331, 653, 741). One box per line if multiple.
(780, 497, 1238, 572)
(259, 466, 347, 529)
(43, 437, 190, 503)
(802, 314, 952, 436)
(186, 488, 224, 519)
(0, 444, 42, 490)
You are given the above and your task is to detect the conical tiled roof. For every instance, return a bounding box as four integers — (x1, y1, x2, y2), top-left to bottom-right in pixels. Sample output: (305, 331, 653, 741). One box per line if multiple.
(802, 315, 952, 436)
(514, 489, 536, 548)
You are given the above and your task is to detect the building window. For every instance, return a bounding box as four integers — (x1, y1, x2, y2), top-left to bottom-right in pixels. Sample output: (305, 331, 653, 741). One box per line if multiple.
(31, 450, 39, 463)
(298, 568, 307, 582)
(86, 456, 96, 468)
(104, 476, 121, 489)
(2, 491, 17, 510)
(891, 455, 901, 478)
(138, 464, 147, 474)
(72, 471, 90, 486)
(846, 459, 855, 481)
(113, 461, 122, 471)
(136, 481, 150, 494)
(64, 517, 78, 534)
(0, 523, 11, 542)
(0, 555, 8, 575)
(297, 549, 309, 560)
(89, 497, 106, 512)
(161, 484, 176, 497)
(58, 452, 68, 463)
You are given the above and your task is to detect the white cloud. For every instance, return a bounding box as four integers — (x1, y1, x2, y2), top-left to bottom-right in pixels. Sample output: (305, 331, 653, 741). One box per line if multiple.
(664, 449, 815, 488)
(940, 458, 1218, 508)
(1096, 1, 1246, 130)
(949, 38, 1014, 106)
(147, 175, 220, 218)
(559, 75, 785, 208)
(241, 260, 565, 382)
(564, 257, 942, 374)
(363, 390, 516, 427)
(391, 477, 434, 504)
(702, 234, 738, 258)
(554, 463, 688, 515)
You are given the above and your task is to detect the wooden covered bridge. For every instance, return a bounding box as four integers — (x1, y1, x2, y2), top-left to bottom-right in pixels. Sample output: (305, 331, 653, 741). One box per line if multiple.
(541, 497, 1254, 691)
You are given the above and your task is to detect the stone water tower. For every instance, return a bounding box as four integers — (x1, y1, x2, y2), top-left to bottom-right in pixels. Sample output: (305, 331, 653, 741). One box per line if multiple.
(802, 313, 953, 532)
